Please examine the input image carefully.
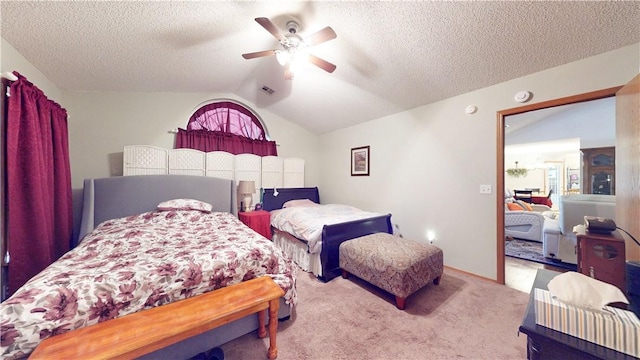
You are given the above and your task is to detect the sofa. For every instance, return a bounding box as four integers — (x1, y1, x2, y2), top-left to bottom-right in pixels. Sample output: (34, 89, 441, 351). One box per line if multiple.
(558, 195, 616, 235)
(543, 194, 616, 263)
(505, 190, 554, 242)
(505, 208, 547, 242)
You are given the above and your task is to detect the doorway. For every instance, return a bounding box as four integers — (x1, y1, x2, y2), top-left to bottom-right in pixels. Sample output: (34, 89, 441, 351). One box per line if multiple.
(545, 161, 563, 207)
(495, 86, 622, 285)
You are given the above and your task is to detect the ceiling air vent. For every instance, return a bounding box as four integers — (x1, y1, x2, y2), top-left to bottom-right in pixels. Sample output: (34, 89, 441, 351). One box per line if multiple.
(261, 85, 275, 95)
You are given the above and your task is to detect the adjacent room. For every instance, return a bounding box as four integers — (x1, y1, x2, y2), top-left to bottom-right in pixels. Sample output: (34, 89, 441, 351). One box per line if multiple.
(503, 97, 617, 292)
(1, 2, 639, 359)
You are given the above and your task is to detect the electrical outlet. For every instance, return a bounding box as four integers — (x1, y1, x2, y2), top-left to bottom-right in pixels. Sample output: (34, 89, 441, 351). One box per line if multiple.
(480, 185, 492, 194)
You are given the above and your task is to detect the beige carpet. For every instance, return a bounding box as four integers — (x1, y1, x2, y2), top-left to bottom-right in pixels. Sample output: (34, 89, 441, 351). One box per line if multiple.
(221, 267, 529, 359)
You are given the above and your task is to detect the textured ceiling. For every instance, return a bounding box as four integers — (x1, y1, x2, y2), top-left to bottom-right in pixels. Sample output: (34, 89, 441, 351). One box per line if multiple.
(1, 1, 639, 134)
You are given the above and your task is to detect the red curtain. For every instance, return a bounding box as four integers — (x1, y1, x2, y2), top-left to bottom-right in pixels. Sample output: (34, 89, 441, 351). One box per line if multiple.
(175, 129, 278, 156)
(6, 72, 72, 294)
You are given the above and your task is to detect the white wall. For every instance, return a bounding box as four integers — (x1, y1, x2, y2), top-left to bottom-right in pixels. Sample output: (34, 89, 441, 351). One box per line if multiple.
(506, 97, 616, 148)
(1, 39, 62, 103)
(62, 91, 320, 189)
(318, 43, 640, 280)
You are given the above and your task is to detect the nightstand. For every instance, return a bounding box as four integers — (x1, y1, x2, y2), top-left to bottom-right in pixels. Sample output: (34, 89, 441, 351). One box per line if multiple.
(576, 225, 626, 291)
(238, 210, 271, 239)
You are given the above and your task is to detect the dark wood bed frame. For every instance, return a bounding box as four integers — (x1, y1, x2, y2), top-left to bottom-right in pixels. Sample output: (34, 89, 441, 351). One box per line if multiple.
(262, 187, 393, 282)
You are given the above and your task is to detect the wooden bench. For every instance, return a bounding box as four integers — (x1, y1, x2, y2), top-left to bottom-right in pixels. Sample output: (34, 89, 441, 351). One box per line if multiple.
(30, 276, 285, 360)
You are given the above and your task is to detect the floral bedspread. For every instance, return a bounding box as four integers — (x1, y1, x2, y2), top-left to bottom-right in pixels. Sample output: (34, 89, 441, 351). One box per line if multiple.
(0, 210, 297, 359)
(270, 204, 382, 254)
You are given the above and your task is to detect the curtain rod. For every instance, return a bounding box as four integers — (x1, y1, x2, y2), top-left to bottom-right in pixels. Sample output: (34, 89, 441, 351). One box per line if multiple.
(168, 128, 280, 146)
(2, 72, 18, 81)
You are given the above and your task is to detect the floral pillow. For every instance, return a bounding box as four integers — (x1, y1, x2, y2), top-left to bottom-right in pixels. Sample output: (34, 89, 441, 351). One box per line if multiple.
(283, 199, 319, 208)
(157, 199, 213, 213)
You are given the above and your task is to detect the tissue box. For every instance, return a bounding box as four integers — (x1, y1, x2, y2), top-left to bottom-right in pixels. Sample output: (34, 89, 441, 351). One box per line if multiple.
(534, 288, 640, 357)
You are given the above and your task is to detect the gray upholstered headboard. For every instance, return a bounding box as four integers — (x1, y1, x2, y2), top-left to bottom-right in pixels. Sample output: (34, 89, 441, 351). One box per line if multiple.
(78, 175, 237, 241)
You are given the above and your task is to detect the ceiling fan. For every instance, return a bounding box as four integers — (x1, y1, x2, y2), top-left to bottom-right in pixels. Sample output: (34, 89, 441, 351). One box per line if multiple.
(242, 17, 337, 80)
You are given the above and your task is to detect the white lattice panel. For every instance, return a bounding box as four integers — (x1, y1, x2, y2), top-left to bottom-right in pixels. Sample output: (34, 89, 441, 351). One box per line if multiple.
(123, 145, 168, 176)
(284, 158, 305, 187)
(261, 156, 284, 189)
(122, 147, 305, 192)
(235, 154, 261, 208)
(205, 151, 234, 180)
(168, 149, 206, 176)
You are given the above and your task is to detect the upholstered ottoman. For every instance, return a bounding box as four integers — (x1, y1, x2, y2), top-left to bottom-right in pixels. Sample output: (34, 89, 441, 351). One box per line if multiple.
(339, 233, 443, 310)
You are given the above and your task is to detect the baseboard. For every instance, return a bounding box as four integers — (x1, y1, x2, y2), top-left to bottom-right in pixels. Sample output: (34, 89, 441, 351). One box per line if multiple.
(443, 265, 496, 284)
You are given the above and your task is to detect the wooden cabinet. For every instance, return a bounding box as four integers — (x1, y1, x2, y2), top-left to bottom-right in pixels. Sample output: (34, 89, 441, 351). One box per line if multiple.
(581, 146, 615, 195)
(576, 226, 626, 291)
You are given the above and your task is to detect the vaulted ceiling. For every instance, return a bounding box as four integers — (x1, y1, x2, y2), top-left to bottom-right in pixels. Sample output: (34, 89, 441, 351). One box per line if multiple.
(1, 1, 638, 134)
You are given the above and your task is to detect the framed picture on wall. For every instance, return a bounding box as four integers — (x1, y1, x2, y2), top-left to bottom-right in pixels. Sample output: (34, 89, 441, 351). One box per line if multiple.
(351, 146, 370, 176)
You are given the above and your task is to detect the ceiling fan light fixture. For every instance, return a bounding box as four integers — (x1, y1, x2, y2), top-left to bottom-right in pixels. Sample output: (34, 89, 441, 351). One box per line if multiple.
(243, 17, 337, 78)
(290, 50, 309, 68)
(276, 51, 289, 66)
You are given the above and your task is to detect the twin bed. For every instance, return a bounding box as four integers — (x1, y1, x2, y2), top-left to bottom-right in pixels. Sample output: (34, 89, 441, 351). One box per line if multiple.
(1, 176, 391, 359)
(262, 187, 393, 282)
(1, 175, 295, 360)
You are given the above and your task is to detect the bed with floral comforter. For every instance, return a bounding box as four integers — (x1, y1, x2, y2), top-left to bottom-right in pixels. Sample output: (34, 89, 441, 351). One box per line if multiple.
(0, 207, 297, 359)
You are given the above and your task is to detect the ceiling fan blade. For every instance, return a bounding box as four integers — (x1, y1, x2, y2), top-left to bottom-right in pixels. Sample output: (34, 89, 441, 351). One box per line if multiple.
(242, 50, 277, 59)
(308, 54, 337, 73)
(255, 17, 285, 42)
(304, 26, 337, 46)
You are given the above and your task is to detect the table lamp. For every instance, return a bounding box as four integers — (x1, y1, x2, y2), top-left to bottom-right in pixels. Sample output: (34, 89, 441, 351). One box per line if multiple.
(238, 180, 256, 212)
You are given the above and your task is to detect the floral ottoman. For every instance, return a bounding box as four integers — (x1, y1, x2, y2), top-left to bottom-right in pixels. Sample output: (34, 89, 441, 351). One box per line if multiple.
(339, 233, 443, 310)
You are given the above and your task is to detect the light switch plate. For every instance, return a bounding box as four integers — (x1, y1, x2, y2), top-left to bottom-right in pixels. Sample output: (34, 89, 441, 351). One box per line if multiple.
(480, 185, 492, 194)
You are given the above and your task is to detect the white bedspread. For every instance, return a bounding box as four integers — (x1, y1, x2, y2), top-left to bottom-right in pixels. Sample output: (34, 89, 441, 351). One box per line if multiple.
(270, 204, 381, 254)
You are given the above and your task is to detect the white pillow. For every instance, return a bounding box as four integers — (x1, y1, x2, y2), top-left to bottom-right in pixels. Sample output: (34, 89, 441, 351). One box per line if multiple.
(283, 199, 319, 208)
(157, 199, 213, 213)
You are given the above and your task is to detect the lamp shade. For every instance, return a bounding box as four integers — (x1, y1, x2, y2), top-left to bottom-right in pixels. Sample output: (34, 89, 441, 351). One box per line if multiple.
(238, 180, 256, 194)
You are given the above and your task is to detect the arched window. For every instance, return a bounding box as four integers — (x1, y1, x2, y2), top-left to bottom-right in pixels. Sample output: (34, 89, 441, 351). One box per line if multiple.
(187, 101, 267, 139)
(175, 100, 277, 156)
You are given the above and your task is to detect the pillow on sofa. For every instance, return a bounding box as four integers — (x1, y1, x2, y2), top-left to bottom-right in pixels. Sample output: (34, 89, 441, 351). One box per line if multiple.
(505, 189, 514, 199)
(515, 200, 533, 211)
(507, 202, 524, 211)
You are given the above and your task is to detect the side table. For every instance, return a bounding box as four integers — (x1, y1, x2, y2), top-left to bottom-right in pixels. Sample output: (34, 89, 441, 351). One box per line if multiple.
(238, 210, 272, 239)
(575, 224, 626, 291)
(519, 269, 635, 360)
